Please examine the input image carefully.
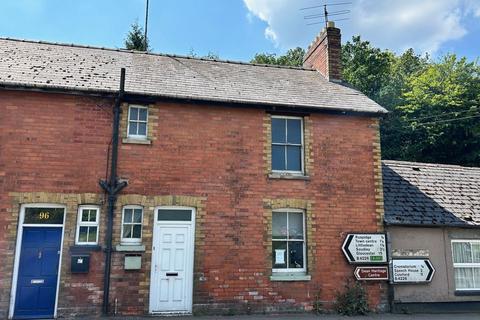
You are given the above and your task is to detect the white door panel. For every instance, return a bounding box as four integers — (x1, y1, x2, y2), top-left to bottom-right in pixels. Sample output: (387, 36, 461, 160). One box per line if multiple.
(150, 217, 194, 313)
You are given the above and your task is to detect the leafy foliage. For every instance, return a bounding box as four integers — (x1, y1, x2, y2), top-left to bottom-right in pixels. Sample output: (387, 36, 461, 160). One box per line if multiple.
(334, 281, 369, 316)
(398, 55, 480, 165)
(188, 48, 220, 60)
(251, 47, 305, 67)
(125, 21, 150, 52)
(342, 37, 480, 166)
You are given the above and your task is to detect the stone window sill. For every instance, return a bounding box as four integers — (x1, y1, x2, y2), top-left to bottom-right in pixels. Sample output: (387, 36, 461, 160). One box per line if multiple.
(268, 173, 310, 180)
(115, 244, 146, 252)
(455, 290, 480, 296)
(122, 138, 151, 145)
(270, 274, 311, 281)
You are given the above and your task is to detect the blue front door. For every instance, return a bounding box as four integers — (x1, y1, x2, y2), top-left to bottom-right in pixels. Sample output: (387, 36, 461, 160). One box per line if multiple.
(14, 227, 62, 319)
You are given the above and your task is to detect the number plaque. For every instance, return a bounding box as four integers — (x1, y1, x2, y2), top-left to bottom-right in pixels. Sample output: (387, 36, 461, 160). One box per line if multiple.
(24, 207, 64, 224)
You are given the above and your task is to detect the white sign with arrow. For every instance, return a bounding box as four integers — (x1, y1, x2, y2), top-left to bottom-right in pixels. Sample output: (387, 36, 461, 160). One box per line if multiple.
(392, 259, 435, 283)
(342, 233, 387, 264)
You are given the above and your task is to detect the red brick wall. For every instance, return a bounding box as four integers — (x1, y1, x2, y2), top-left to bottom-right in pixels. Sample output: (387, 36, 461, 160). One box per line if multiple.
(0, 90, 386, 316)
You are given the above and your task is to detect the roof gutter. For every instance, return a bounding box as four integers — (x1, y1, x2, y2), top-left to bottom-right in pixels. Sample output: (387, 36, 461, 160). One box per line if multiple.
(99, 68, 128, 315)
(384, 221, 480, 229)
(0, 82, 387, 117)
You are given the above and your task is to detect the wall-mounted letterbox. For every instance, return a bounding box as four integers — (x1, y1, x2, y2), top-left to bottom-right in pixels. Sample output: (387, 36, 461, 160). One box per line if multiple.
(124, 254, 141, 270)
(71, 255, 90, 273)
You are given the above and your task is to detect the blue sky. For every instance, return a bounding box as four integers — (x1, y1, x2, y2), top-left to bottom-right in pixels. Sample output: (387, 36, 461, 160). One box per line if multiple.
(0, 0, 479, 62)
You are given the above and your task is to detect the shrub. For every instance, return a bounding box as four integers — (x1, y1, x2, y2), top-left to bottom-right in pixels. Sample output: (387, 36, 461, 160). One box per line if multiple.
(334, 280, 369, 316)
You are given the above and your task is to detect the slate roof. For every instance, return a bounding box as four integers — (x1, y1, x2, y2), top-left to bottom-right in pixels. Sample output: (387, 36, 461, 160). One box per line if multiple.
(382, 160, 480, 227)
(0, 38, 386, 114)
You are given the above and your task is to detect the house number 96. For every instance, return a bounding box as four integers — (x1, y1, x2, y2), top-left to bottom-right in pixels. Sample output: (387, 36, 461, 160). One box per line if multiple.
(39, 212, 50, 220)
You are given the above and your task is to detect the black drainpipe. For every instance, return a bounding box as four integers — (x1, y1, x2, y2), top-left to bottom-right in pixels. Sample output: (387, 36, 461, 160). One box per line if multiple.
(100, 68, 128, 315)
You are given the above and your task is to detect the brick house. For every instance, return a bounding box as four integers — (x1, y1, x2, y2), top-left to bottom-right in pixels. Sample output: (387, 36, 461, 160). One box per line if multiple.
(0, 22, 387, 318)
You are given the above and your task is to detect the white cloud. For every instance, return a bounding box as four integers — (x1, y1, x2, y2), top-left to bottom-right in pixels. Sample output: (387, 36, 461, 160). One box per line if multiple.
(243, 0, 477, 55)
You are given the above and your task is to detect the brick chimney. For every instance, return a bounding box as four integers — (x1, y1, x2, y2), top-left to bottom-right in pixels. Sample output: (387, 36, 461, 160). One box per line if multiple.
(303, 21, 342, 82)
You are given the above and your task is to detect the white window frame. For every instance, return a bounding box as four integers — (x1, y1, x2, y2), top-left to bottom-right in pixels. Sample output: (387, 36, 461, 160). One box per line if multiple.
(272, 209, 307, 273)
(127, 105, 149, 139)
(75, 205, 100, 245)
(452, 239, 480, 290)
(271, 115, 304, 174)
(121, 205, 143, 245)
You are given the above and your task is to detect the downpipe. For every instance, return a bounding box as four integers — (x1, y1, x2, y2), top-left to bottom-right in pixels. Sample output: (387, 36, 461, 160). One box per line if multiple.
(100, 68, 128, 315)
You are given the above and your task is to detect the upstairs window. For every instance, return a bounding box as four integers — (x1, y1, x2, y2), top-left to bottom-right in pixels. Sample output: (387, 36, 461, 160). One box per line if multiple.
(127, 105, 148, 139)
(452, 240, 480, 290)
(271, 116, 303, 173)
(121, 206, 143, 244)
(76, 206, 100, 245)
(272, 210, 306, 273)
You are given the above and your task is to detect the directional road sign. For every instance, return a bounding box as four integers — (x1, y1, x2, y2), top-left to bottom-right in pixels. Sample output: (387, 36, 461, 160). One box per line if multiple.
(392, 259, 435, 283)
(354, 266, 389, 281)
(342, 233, 387, 264)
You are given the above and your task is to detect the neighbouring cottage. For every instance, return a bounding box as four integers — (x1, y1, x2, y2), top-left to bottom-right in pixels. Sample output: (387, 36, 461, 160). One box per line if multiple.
(383, 160, 480, 313)
(0, 22, 388, 319)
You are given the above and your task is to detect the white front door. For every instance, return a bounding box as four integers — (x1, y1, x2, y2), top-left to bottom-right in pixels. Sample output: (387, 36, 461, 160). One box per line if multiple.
(150, 208, 195, 314)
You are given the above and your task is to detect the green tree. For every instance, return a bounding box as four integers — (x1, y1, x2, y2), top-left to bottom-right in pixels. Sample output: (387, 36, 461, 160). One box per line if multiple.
(341, 36, 430, 161)
(125, 21, 150, 52)
(251, 47, 305, 67)
(398, 55, 480, 165)
(342, 36, 394, 103)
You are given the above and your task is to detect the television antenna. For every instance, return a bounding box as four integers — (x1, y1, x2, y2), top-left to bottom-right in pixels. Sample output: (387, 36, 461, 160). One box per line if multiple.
(300, 2, 352, 28)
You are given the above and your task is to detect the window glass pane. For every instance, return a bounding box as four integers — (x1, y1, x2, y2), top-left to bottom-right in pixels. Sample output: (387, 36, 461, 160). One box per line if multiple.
(81, 210, 89, 222)
(87, 227, 97, 243)
(133, 209, 142, 223)
(132, 225, 142, 238)
(124, 209, 133, 223)
(453, 242, 472, 263)
(472, 244, 480, 263)
(88, 209, 97, 222)
(474, 268, 480, 289)
(455, 267, 474, 289)
(79, 226, 88, 242)
(130, 107, 139, 120)
(288, 212, 304, 239)
(286, 146, 301, 171)
(272, 212, 287, 239)
(272, 145, 286, 171)
(289, 241, 304, 269)
(123, 225, 132, 238)
(139, 108, 147, 121)
(138, 123, 147, 136)
(129, 122, 138, 135)
(272, 241, 287, 269)
(272, 118, 286, 143)
(287, 119, 302, 144)
(157, 210, 192, 221)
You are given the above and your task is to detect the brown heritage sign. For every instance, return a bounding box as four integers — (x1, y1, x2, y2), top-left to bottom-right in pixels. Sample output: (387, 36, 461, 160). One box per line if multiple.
(354, 266, 389, 281)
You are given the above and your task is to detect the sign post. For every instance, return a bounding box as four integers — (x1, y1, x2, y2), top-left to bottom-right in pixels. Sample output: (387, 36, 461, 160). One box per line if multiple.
(342, 233, 387, 264)
(391, 259, 435, 283)
(354, 266, 389, 281)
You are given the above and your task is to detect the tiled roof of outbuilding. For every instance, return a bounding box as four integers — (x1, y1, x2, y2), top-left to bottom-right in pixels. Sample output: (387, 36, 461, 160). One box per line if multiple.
(0, 38, 386, 114)
(382, 160, 480, 227)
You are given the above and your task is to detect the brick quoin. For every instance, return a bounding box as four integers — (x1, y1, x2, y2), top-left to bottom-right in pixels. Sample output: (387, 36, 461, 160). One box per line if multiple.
(0, 89, 386, 316)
